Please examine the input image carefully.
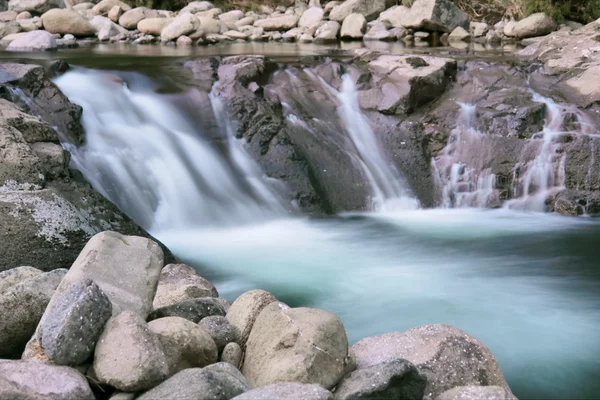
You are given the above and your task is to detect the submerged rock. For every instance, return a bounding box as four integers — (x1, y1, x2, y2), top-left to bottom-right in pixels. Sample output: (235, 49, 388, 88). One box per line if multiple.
(351, 324, 512, 399)
(243, 302, 351, 389)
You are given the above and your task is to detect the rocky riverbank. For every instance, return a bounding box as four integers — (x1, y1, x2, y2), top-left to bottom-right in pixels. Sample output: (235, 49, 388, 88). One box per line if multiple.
(0, 0, 581, 51)
(0, 230, 517, 400)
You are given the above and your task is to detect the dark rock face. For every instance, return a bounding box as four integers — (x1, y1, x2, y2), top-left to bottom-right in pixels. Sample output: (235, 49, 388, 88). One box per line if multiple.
(41, 279, 112, 365)
(148, 297, 226, 323)
(333, 359, 427, 400)
(0, 62, 170, 272)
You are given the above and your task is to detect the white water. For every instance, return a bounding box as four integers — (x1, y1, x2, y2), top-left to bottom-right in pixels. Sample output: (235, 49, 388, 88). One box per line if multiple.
(54, 70, 600, 399)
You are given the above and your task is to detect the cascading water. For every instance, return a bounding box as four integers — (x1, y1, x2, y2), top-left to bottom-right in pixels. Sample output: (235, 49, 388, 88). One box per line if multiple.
(54, 69, 287, 232)
(53, 67, 600, 400)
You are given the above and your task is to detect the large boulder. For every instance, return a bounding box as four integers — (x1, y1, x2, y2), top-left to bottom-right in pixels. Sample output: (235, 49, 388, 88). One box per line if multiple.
(243, 302, 351, 389)
(153, 263, 218, 309)
(90, 15, 127, 41)
(198, 315, 239, 351)
(436, 385, 518, 400)
(6, 30, 56, 51)
(0, 360, 94, 400)
(512, 13, 557, 38)
(379, 5, 409, 28)
(0, 266, 41, 293)
(40, 279, 112, 365)
(333, 359, 427, 400)
(8, 0, 59, 14)
(351, 324, 512, 399)
(149, 297, 225, 323)
(341, 13, 367, 39)
(137, 365, 249, 400)
(91, 0, 130, 16)
(138, 17, 174, 35)
(254, 15, 298, 31)
(299, 7, 324, 28)
(0, 269, 65, 358)
(94, 311, 169, 392)
(161, 12, 199, 42)
(329, 0, 386, 22)
(225, 289, 276, 346)
(41, 9, 96, 37)
(314, 20, 340, 43)
(148, 316, 218, 375)
(118, 7, 160, 29)
(0, 20, 21, 38)
(401, 0, 469, 32)
(233, 383, 333, 400)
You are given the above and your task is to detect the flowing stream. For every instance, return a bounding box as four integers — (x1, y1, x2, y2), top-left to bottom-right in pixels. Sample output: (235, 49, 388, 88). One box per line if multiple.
(54, 68, 600, 400)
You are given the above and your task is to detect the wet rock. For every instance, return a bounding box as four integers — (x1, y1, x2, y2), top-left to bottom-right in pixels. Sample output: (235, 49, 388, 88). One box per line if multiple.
(149, 316, 218, 375)
(149, 297, 226, 323)
(243, 302, 350, 389)
(226, 289, 276, 346)
(0, 360, 94, 400)
(91, 0, 130, 16)
(221, 342, 242, 367)
(254, 15, 298, 31)
(329, 0, 386, 22)
(6, 30, 56, 51)
(341, 13, 366, 39)
(137, 366, 249, 400)
(94, 311, 169, 392)
(0, 269, 65, 358)
(333, 359, 427, 400)
(0, 266, 41, 293)
(198, 315, 239, 351)
(234, 383, 333, 400)
(138, 17, 174, 36)
(299, 7, 323, 28)
(8, 0, 59, 14)
(314, 20, 339, 43)
(41, 9, 96, 37)
(436, 385, 518, 400)
(513, 12, 557, 38)
(41, 279, 112, 366)
(351, 324, 511, 399)
(161, 12, 199, 42)
(402, 0, 469, 32)
(118, 7, 160, 29)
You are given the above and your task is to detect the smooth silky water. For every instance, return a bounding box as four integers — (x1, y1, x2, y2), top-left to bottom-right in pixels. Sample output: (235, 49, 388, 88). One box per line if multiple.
(51, 60, 600, 399)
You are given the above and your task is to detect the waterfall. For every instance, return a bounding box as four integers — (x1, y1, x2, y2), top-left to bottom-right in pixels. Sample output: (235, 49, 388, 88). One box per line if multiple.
(336, 75, 420, 211)
(54, 69, 287, 233)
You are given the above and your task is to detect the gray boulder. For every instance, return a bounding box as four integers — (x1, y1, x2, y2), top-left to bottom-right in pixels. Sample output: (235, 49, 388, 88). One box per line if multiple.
(226, 289, 276, 346)
(299, 7, 323, 28)
(341, 13, 366, 39)
(363, 20, 394, 41)
(351, 324, 512, 399)
(233, 382, 333, 400)
(148, 316, 218, 375)
(379, 5, 409, 28)
(314, 20, 339, 43)
(8, 0, 59, 14)
(149, 297, 226, 323)
(0, 20, 21, 38)
(0, 266, 41, 293)
(6, 28, 55, 51)
(402, 0, 469, 32)
(436, 385, 518, 400)
(94, 311, 169, 392)
(243, 302, 351, 389)
(221, 342, 242, 367)
(198, 315, 239, 351)
(153, 263, 218, 309)
(90, 15, 127, 41)
(329, 0, 386, 22)
(0, 269, 65, 358)
(512, 13, 557, 38)
(333, 359, 427, 400)
(0, 360, 94, 400)
(41, 279, 112, 365)
(137, 366, 249, 400)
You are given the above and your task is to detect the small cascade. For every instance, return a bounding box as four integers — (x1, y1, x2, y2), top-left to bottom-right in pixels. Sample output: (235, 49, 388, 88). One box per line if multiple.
(434, 103, 499, 208)
(504, 93, 567, 211)
(54, 69, 287, 232)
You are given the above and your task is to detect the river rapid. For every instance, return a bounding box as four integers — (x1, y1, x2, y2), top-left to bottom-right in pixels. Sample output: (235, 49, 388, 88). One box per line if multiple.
(26, 44, 600, 399)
